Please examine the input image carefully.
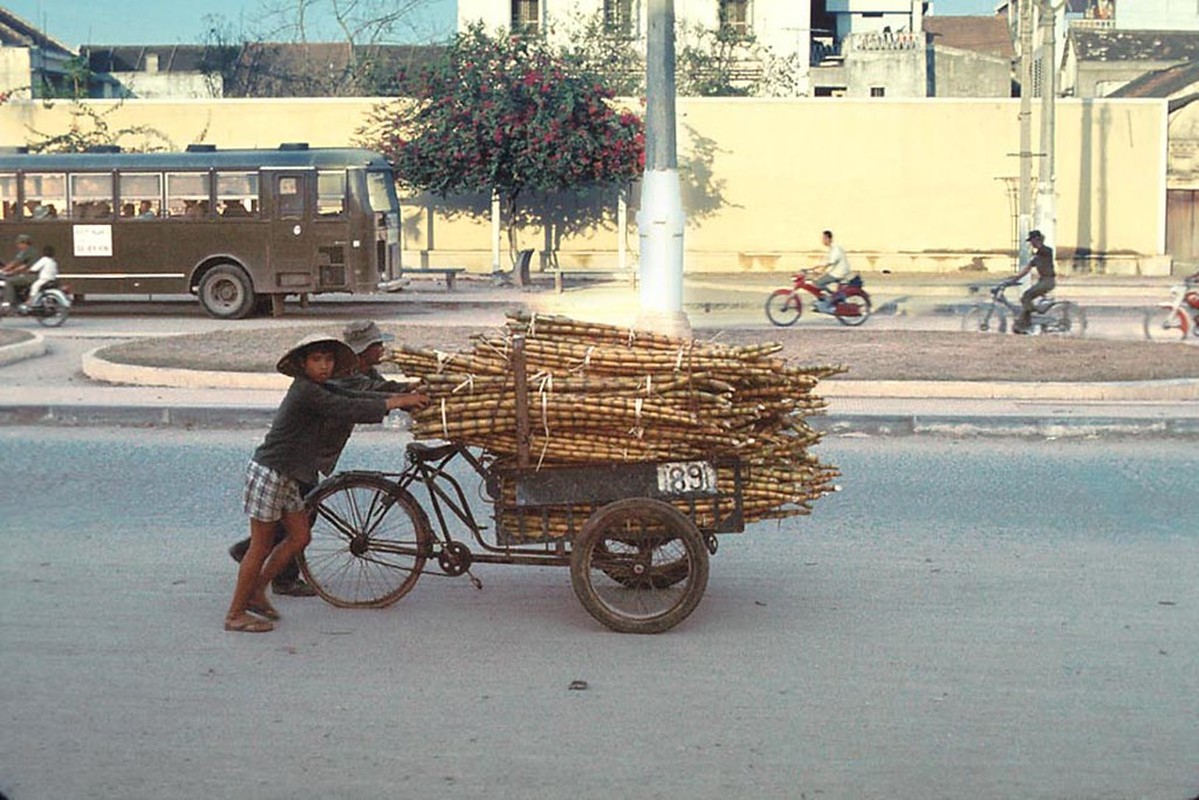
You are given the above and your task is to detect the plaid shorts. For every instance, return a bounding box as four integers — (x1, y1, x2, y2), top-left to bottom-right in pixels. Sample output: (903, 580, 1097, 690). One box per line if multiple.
(243, 460, 305, 522)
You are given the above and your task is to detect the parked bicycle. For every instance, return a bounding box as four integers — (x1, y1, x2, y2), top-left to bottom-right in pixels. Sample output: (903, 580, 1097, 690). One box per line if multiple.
(961, 280, 1085, 336)
(1143, 275, 1199, 342)
(765, 270, 871, 327)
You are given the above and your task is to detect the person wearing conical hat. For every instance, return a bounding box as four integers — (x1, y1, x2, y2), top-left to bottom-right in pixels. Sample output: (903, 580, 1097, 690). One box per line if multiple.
(224, 333, 428, 633)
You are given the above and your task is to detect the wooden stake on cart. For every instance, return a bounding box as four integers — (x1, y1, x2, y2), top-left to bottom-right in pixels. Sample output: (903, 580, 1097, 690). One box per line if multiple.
(512, 335, 531, 470)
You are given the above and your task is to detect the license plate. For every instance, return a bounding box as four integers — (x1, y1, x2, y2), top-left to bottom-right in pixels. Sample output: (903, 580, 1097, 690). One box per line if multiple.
(656, 461, 718, 496)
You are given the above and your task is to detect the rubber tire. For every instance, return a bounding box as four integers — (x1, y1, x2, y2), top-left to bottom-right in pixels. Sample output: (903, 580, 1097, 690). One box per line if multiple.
(300, 473, 432, 609)
(834, 293, 871, 327)
(765, 289, 802, 327)
(34, 289, 70, 327)
(1049, 302, 1086, 337)
(570, 498, 709, 634)
(962, 305, 1007, 334)
(1143, 308, 1187, 342)
(198, 264, 255, 320)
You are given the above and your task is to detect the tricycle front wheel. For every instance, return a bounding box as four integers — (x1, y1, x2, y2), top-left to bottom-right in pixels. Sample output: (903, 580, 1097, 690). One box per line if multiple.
(301, 473, 432, 608)
(570, 498, 709, 634)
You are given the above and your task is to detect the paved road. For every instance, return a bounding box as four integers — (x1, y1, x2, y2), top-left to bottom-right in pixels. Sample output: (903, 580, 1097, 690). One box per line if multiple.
(3, 429, 1196, 799)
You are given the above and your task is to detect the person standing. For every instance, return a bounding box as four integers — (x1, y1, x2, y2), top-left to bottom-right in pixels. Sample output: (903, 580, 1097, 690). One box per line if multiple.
(1008, 229, 1056, 333)
(1, 233, 37, 312)
(811, 230, 851, 311)
(225, 333, 428, 632)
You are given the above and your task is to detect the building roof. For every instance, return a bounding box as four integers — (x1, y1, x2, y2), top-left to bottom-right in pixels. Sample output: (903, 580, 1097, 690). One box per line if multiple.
(1107, 60, 1199, 98)
(83, 42, 444, 97)
(0, 6, 75, 56)
(1069, 29, 1199, 63)
(924, 15, 1014, 58)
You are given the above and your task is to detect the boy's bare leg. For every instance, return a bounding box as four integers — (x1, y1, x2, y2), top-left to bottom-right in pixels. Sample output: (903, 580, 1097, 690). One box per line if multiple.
(253, 510, 312, 599)
(226, 518, 278, 628)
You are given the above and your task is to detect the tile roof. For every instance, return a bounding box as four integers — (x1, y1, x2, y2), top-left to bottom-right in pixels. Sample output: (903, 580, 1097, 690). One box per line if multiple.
(0, 7, 75, 56)
(924, 15, 1014, 58)
(1107, 59, 1199, 98)
(1069, 28, 1199, 62)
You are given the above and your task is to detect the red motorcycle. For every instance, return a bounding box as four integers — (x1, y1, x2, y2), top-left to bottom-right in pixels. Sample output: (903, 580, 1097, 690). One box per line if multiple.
(765, 271, 872, 327)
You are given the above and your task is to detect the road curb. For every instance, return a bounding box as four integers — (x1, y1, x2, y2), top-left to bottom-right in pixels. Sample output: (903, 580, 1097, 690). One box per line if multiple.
(82, 346, 290, 390)
(0, 331, 45, 366)
(822, 378, 1199, 401)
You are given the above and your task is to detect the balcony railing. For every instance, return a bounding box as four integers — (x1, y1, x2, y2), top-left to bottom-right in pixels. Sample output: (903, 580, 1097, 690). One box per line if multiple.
(847, 30, 925, 52)
(1069, 17, 1115, 30)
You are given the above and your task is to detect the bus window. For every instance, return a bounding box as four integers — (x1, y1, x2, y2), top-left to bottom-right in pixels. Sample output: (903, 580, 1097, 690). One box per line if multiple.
(366, 171, 396, 213)
(120, 173, 163, 219)
(317, 171, 346, 217)
(0, 174, 17, 220)
(216, 172, 258, 218)
(22, 173, 65, 220)
(276, 175, 305, 219)
(71, 174, 114, 220)
(167, 172, 211, 218)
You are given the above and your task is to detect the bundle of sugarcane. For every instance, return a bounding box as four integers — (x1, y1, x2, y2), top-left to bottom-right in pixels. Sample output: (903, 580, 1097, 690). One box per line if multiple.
(384, 311, 845, 528)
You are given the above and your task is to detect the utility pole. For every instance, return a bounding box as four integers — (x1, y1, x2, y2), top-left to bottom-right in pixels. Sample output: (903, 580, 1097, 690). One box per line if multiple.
(1017, 0, 1035, 270)
(1034, 1, 1059, 250)
(636, 0, 690, 337)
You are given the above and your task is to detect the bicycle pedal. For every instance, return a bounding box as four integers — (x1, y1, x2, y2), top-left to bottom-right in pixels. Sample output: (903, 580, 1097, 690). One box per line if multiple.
(467, 571, 483, 590)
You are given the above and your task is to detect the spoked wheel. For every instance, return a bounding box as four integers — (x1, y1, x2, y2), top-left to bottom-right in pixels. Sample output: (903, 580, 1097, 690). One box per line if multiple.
(1048, 302, 1086, 336)
(765, 289, 802, 327)
(570, 498, 709, 634)
(962, 305, 1007, 333)
(34, 290, 70, 327)
(1143, 308, 1187, 342)
(301, 473, 432, 608)
(834, 293, 871, 327)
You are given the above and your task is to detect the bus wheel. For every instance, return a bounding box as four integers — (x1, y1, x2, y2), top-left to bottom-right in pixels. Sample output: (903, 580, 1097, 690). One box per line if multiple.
(198, 264, 255, 319)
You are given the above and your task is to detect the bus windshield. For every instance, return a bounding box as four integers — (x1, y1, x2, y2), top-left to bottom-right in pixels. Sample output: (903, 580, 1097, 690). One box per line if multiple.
(366, 171, 399, 214)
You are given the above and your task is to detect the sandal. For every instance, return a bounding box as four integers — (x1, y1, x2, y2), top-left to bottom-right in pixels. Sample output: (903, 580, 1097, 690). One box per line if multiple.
(224, 615, 274, 633)
(246, 601, 281, 621)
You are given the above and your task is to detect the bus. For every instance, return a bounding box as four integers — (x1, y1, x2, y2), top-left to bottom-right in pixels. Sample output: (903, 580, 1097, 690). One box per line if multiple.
(0, 143, 402, 318)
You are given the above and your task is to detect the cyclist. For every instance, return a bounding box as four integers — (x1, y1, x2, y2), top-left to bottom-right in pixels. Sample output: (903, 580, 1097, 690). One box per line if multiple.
(1006, 229, 1055, 334)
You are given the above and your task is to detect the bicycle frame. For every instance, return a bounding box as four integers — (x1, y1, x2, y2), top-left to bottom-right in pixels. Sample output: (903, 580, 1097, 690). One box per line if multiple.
(1152, 281, 1199, 338)
(393, 444, 572, 567)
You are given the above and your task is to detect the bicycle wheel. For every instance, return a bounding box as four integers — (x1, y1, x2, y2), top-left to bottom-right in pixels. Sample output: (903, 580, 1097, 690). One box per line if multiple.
(570, 498, 709, 634)
(961, 304, 1007, 333)
(765, 289, 802, 327)
(1143, 308, 1187, 342)
(1049, 302, 1086, 336)
(35, 290, 70, 328)
(301, 473, 432, 608)
(834, 293, 871, 327)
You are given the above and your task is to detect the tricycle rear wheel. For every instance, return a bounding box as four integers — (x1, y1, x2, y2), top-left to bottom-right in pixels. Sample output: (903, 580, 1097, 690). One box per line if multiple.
(570, 498, 709, 634)
(301, 473, 432, 608)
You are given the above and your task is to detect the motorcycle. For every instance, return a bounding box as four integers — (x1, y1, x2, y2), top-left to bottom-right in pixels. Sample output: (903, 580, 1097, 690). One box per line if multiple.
(1143, 276, 1199, 342)
(765, 271, 872, 327)
(961, 281, 1085, 336)
(0, 278, 72, 327)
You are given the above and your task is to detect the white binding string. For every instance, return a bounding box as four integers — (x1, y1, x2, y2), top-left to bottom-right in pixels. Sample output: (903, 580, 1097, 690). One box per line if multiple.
(452, 374, 475, 394)
(440, 398, 449, 438)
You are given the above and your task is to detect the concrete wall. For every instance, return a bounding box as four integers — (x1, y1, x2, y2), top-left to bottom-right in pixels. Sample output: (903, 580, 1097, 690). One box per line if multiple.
(0, 48, 32, 99)
(0, 95, 1170, 275)
(928, 46, 1010, 98)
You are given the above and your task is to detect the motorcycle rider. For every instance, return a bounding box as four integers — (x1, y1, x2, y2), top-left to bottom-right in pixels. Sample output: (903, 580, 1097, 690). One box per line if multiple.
(812, 230, 851, 312)
(1, 233, 37, 313)
(1008, 229, 1056, 333)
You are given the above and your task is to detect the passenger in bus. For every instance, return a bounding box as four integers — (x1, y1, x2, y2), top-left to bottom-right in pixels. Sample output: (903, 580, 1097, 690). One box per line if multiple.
(1, 233, 37, 311)
(137, 200, 156, 219)
(26, 200, 49, 220)
(121, 202, 135, 218)
(221, 199, 250, 217)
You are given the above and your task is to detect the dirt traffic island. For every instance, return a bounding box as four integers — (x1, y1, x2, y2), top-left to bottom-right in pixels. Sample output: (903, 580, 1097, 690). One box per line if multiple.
(95, 325, 1199, 383)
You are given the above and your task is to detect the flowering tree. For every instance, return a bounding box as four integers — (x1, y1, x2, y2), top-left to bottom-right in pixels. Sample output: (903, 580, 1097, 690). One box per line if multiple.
(360, 24, 645, 271)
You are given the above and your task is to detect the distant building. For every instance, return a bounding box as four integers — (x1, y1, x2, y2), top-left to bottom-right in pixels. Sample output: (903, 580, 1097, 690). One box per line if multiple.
(1062, 29, 1199, 97)
(0, 6, 116, 98)
(923, 15, 1014, 97)
(84, 43, 443, 99)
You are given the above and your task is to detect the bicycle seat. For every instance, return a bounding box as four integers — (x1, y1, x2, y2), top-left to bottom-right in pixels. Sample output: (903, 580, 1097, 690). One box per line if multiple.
(406, 441, 460, 463)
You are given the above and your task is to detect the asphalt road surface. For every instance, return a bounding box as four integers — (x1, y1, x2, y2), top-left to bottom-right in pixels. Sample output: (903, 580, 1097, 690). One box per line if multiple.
(2, 429, 1196, 799)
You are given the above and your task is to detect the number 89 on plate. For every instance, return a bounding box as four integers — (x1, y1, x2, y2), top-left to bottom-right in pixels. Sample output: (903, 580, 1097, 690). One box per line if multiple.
(655, 461, 718, 496)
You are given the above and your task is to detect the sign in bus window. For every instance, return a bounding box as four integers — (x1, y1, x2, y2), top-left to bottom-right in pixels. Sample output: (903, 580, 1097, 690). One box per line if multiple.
(216, 172, 258, 218)
(167, 172, 211, 218)
(70, 174, 114, 220)
(317, 171, 346, 217)
(119, 173, 162, 219)
(0, 174, 16, 221)
(22, 173, 65, 220)
(277, 176, 305, 219)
